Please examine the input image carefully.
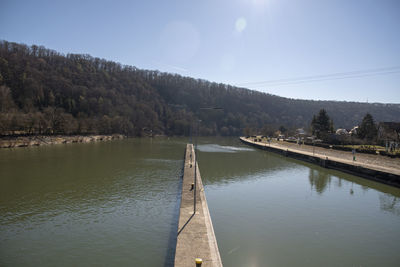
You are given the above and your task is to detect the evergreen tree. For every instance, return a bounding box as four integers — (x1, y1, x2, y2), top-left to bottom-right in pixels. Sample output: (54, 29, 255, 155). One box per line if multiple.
(311, 109, 333, 139)
(358, 113, 377, 141)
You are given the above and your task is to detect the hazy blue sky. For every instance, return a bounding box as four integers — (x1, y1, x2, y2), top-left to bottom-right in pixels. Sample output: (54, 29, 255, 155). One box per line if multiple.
(1, 0, 399, 103)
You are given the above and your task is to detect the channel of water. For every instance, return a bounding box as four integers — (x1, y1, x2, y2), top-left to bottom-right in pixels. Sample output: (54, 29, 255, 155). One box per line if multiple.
(0, 137, 399, 266)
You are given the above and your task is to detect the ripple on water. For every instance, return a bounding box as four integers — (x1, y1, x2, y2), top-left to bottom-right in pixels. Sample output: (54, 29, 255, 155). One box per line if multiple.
(197, 144, 254, 153)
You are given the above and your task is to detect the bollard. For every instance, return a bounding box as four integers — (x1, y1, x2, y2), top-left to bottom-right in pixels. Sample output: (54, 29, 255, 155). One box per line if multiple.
(195, 258, 202, 267)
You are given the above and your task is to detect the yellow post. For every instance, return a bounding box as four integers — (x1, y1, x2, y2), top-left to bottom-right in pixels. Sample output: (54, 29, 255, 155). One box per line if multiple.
(195, 258, 203, 266)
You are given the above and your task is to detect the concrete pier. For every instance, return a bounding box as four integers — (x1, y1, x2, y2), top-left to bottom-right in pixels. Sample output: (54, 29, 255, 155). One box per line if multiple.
(240, 137, 400, 188)
(174, 144, 223, 267)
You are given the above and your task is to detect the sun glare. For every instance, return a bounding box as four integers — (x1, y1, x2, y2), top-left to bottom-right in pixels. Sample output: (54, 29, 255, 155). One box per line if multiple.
(251, 0, 268, 7)
(235, 17, 247, 33)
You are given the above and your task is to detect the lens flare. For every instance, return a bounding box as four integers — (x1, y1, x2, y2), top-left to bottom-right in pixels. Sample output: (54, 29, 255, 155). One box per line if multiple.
(235, 17, 247, 33)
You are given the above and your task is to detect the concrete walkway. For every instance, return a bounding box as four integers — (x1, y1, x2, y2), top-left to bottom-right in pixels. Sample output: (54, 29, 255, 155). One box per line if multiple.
(242, 137, 400, 176)
(174, 144, 223, 267)
(241, 137, 400, 187)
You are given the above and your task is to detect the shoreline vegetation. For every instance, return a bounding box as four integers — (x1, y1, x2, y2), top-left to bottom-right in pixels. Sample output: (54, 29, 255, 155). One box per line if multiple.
(1, 41, 400, 139)
(0, 134, 125, 148)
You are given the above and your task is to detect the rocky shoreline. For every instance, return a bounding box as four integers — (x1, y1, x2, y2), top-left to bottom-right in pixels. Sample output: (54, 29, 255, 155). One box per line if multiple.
(0, 134, 125, 148)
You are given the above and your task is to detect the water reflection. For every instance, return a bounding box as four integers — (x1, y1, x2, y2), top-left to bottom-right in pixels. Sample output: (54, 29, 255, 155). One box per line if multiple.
(198, 138, 400, 204)
(308, 169, 332, 194)
(2, 137, 400, 267)
(379, 194, 400, 215)
(202, 138, 400, 267)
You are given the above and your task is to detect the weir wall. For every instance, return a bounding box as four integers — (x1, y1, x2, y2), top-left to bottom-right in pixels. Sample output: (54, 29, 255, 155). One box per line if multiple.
(174, 144, 223, 267)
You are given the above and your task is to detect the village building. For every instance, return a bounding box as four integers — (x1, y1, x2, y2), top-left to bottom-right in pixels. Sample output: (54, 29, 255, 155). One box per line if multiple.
(335, 128, 349, 135)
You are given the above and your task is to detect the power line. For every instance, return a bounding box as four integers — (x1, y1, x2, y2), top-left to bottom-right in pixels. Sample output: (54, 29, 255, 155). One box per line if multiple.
(236, 66, 400, 86)
(235, 66, 400, 87)
(250, 69, 400, 87)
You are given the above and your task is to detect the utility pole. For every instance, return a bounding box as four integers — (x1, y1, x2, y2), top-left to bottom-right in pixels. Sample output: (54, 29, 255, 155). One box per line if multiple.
(192, 107, 222, 215)
(193, 120, 200, 214)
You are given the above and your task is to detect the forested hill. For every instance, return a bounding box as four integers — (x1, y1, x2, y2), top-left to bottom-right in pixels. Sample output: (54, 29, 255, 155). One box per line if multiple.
(1, 40, 399, 136)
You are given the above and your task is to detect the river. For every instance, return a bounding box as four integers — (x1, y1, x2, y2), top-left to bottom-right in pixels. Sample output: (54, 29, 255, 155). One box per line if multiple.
(1, 137, 399, 266)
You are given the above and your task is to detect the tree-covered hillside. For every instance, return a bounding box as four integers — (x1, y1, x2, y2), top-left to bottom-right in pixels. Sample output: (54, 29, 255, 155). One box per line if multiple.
(1, 41, 399, 136)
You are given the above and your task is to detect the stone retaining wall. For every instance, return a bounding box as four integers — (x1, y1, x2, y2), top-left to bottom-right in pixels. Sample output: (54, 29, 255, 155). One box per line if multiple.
(0, 134, 125, 148)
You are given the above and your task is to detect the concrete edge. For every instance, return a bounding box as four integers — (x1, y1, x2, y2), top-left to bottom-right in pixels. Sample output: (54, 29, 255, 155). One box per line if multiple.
(174, 144, 223, 267)
(240, 137, 400, 188)
(196, 161, 223, 267)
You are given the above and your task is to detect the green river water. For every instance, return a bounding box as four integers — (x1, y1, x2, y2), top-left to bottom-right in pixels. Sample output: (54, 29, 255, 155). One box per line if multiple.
(0, 137, 399, 266)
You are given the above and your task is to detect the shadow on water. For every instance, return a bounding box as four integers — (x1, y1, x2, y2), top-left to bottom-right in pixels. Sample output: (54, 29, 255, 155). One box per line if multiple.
(162, 158, 184, 267)
(0, 137, 189, 267)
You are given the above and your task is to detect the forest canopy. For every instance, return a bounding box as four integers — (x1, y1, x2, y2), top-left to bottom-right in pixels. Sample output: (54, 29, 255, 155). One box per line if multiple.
(1, 40, 399, 136)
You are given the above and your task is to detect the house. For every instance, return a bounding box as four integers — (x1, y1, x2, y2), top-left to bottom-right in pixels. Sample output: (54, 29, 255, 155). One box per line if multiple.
(335, 128, 349, 135)
(349, 126, 358, 136)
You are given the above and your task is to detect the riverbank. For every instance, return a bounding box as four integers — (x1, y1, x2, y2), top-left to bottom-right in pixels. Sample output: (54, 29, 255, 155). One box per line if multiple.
(0, 134, 125, 148)
(240, 137, 400, 188)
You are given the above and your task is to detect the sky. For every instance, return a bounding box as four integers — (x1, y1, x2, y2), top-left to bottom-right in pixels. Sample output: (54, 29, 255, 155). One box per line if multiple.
(1, 0, 400, 103)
